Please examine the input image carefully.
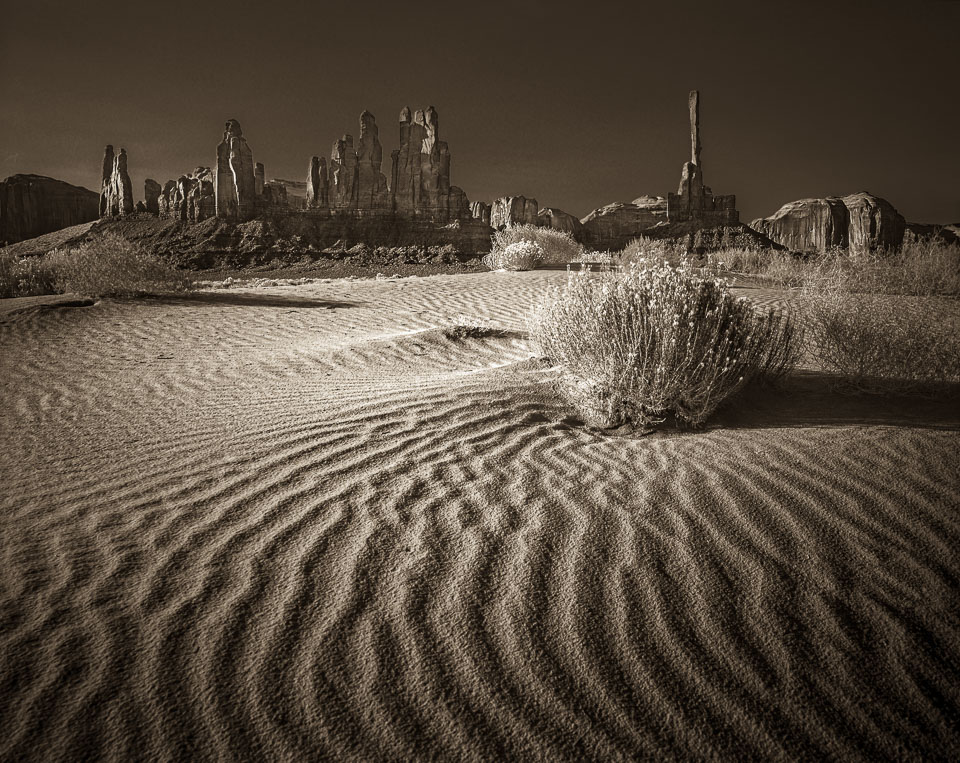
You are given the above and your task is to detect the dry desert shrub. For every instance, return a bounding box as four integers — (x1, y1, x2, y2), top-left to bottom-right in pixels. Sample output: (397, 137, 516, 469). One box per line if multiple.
(620, 236, 684, 263)
(529, 259, 801, 428)
(483, 240, 545, 271)
(0, 252, 59, 298)
(46, 233, 193, 298)
(488, 224, 581, 266)
(799, 273, 960, 394)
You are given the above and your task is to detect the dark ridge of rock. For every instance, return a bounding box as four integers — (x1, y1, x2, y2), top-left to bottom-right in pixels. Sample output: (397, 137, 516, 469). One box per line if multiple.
(752, 192, 906, 252)
(215, 119, 257, 220)
(0, 174, 99, 245)
(904, 222, 959, 246)
(75, 213, 491, 270)
(355, 111, 390, 210)
(268, 179, 308, 210)
(262, 181, 289, 208)
(144, 179, 162, 215)
(580, 197, 668, 250)
(489, 196, 539, 229)
(99, 146, 134, 218)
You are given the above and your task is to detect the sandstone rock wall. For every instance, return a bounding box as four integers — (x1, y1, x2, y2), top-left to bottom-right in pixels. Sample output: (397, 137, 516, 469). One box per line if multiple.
(580, 196, 668, 249)
(489, 196, 539, 229)
(750, 192, 906, 252)
(99, 145, 134, 218)
(470, 201, 491, 226)
(215, 120, 257, 220)
(535, 207, 582, 236)
(0, 174, 99, 245)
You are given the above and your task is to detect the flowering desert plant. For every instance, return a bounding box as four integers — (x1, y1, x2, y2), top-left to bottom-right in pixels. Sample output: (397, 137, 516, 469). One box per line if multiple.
(490, 224, 581, 265)
(46, 233, 193, 298)
(483, 240, 545, 271)
(529, 259, 801, 428)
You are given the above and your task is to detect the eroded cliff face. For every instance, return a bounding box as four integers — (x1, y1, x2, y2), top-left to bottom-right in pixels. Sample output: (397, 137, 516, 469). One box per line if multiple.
(579, 197, 669, 250)
(215, 120, 257, 220)
(751, 193, 906, 252)
(0, 174, 99, 245)
(158, 168, 216, 223)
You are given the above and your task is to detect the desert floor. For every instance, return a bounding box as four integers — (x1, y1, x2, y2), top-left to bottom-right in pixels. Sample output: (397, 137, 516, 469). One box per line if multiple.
(1, 271, 958, 761)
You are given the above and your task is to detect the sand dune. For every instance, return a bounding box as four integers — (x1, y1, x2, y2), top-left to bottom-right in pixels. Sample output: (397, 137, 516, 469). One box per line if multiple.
(1, 271, 958, 760)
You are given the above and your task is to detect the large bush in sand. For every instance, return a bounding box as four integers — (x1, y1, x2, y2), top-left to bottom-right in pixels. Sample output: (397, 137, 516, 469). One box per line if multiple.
(483, 240, 545, 271)
(0, 252, 59, 298)
(46, 233, 193, 298)
(529, 259, 801, 428)
(486, 224, 582, 269)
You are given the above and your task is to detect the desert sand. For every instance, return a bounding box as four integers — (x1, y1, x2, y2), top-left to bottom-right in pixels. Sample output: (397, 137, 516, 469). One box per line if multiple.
(1, 271, 958, 760)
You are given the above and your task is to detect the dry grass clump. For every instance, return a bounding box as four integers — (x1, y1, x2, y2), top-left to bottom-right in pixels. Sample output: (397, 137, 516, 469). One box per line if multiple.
(488, 224, 581, 266)
(46, 233, 193, 298)
(483, 240, 545, 271)
(621, 236, 684, 264)
(530, 260, 801, 428)
(799, 272, 960, 394)
(0, 252, 59, 298)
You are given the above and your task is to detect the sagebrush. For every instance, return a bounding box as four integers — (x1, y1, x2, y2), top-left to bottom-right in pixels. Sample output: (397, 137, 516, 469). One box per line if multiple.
(47, 233, 193, 297)
(529, 260, 801, 428)
(483, 240, 545, 271)
(0, 252, 59, 298)
(488, 225, 581, 266)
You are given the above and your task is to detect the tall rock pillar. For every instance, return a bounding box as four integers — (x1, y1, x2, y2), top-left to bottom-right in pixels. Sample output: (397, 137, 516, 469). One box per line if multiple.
(215, 119, 256, 220)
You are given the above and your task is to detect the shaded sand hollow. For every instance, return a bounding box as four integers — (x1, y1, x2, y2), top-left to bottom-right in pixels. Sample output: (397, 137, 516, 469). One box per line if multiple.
(1, 271, 958, 761)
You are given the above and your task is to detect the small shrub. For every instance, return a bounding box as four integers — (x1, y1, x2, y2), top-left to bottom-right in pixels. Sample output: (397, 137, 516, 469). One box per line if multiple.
(483, 240, 545, 271)
(621, 236, 682, 264)
(529, 260, 801, 428)
(799, 272, 960, 394)
(490, 224, 581, 265)
(46, 233, 193, 298)
(443, 314, 505, 339)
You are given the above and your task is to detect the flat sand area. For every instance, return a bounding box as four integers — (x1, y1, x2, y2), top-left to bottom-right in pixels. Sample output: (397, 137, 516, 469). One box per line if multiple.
(1, 271, 958, 760)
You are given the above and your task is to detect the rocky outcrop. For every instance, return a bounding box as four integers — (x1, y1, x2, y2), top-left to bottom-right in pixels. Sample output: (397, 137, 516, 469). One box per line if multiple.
(470, 201, 491, 226)
(158, 168, 215, 222)
(330, 135, 358, 208)
(144, 179, 162, 215)
(306, 156, 329, 209)
(390, 106, 470, 222)
(536, 207, 582, 236)
(751, 192, 906, 252)
(262, 181, 288, 207)
(489, 196, 539, 229)
(580, 196, 668, 249)
(0, 174, 99, 245)
(99, 145, 134, 218)
(215, 120, 257, 220)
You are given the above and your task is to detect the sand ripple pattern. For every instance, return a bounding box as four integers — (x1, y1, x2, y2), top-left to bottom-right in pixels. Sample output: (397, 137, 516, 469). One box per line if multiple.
(1, 272, 958, 761)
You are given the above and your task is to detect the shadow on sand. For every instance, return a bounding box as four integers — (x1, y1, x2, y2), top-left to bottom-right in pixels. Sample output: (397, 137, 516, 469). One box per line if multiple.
(713, 370, 960, 432)
(138, 291, 360, 309)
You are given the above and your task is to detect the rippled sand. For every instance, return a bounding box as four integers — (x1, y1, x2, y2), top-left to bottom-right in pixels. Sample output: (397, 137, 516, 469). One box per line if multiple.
(1, 271, 958, 760)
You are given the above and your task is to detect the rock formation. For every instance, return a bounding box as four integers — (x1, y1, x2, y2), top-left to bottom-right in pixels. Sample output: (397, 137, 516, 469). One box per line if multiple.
(470, 201, 491, 226)
(0, 174, 99, 245)
(580, 196, 669, 249)
(665, 91, 738, 227)
(99, 146, 134, 218)
(144, 179, 162, 215)
(158, 168, 215, 222)
(355, 111, 390, 209)
(750, 192, 906, 252)
(262, 181, 288, 207)
(490, 196, 540, 229)
(255, 163, 265, 197)
(215, 120, 257, 220)
(390, 106, 470, 222)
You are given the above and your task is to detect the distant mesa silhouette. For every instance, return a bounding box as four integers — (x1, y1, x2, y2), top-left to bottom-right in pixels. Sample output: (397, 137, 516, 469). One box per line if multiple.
(0, 174, 98, 246)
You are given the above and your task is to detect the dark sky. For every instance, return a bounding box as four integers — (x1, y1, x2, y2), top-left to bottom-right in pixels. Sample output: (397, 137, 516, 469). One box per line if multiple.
(2, 0, 957, 223)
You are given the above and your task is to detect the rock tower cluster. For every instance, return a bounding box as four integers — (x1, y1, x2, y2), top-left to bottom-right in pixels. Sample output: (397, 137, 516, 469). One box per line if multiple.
(215, 119, 258, 220)
(99, 145, 134, 217)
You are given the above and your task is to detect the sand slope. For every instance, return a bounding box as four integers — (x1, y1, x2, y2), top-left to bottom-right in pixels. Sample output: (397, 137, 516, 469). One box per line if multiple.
(1, 272, 958, 761)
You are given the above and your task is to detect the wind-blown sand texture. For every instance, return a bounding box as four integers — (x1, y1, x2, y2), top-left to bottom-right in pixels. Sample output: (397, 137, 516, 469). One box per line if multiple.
(1, 271, 958, 761)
